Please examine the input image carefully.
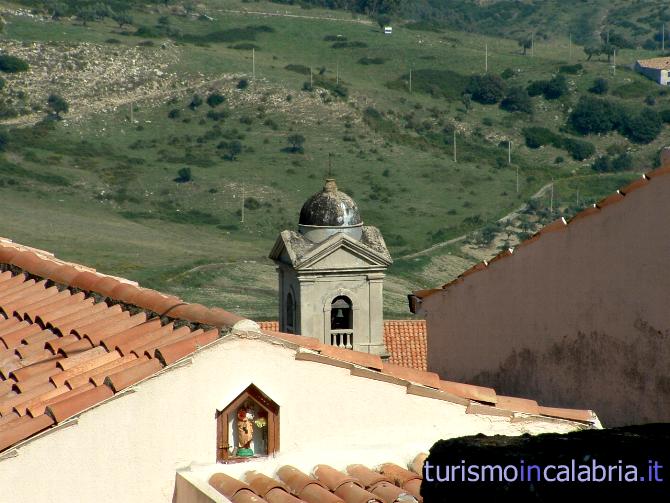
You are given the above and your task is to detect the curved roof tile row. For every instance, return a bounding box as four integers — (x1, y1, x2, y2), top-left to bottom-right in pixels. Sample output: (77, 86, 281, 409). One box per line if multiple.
(209, 455, 428, 503)
(0, 241, 246, 328)
(410, 164, 670, 308)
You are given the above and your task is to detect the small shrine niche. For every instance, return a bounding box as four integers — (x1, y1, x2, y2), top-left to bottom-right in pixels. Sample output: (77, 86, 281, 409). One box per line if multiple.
(216, 384, 279, 462)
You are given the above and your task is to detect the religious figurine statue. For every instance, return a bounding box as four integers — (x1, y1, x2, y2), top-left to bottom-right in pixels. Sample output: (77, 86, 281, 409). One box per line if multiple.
(236, 407, 254, 457)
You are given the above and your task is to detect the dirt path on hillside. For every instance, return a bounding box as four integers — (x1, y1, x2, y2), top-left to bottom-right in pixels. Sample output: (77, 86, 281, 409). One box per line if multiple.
(399, 171, 635, 261)
(211, 8, 373, 25)
(397, 180, 565, 260)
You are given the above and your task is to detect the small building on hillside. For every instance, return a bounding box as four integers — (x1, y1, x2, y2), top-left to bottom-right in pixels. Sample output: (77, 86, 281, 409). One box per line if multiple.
(635, 57, 670, 85)
(409, 151, 670, 427)
(384, 26, 393, 35)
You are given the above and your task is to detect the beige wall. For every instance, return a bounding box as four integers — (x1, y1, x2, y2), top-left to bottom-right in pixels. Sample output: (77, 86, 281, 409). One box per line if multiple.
(420, 174, 670, 427)
(0, 336, 581, 503)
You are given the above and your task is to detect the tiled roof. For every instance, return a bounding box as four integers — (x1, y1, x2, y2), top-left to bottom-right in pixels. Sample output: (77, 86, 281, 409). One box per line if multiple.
(258, 329, 598, 425)
(636, 57, 670, 70)
(0, 239, 253, 453)
(207, 454, 428, 503)
(257, 320, 427, 371)
(383, 320, 426, 371)
(410, 163, 670, 309)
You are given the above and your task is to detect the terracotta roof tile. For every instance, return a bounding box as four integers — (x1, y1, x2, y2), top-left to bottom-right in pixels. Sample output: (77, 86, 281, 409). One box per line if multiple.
(154, 329, 219, 365)
(383, 320, 427, 371)
(89, 355, 140, 386)
(47, 264, 81, 286)
(438, 380, 497, 404)
(26, 383, 94, 418)
(65, 353, 134, 389)
(620, 175, 649, 194)
(80, 312, 148, 345)
(216, 461, 424, 503)
(131, 326, 195, 358)
(409, 453, 427, 477)
(596, 191, 624, 209)
(495, 395, 540, 415)
(0, 413, 54, 451)
(19, 290, 81, 322)
(115, 322, 178, 356)
(51, 350, 121, 387)
(57, 346, 107, 370)
(319, 345, 383, 371)
(0, 382, 55, 415)
(99, 318, 163, 352)
(103, 357, 163, 392)
(45, 384, 114, 423)
(381, 363, 440, 388)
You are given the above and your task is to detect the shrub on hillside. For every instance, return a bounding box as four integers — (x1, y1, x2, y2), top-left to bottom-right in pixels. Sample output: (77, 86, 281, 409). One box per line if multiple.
(0, 54, 29, 73)
(500, 86, 532, 113)
(622, 108, 662, 144)
(523, 127, 560, 149)
(559, 63, 583, 74)
(174, 167, 192, 183)
(237, 79, 249, 90)
(589, 78, 609, 95)
(206, 92, 225, 107)
(189, 94, 203, 110)
(543, 74, 568, 99)
(592, 153, 633, 172)
(569, 96, 623, 135)
(466, 74, 506, 105)
(562, 138, 595, 161)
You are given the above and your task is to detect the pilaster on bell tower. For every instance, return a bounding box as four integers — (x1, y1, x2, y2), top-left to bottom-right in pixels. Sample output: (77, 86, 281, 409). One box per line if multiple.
(269, 179, 392, 356)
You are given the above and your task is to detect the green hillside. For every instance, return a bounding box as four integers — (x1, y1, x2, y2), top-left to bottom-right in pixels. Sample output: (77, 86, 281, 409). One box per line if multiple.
(0, 0, 665, 319)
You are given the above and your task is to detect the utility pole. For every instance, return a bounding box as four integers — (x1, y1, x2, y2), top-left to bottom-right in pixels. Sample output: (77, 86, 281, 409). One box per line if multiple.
(550, 182, 554, 214)
(613, 48, 616, 75)
(252, 48, 255, 79)
(409, 67, 412, 93)
(130, 100, 133, 123)
(453, 130, 457, 163)
(485, 43, 488, 73)
(508, 140, 512, 165)
(569, 32, 572, 61)
(576, 187, 580, 206)
(241, 184, 245, 224)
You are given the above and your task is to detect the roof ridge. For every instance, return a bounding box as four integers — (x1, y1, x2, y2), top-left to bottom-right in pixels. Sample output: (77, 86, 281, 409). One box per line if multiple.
(410, 163, 670, 305)
(0, 240, 252, 331)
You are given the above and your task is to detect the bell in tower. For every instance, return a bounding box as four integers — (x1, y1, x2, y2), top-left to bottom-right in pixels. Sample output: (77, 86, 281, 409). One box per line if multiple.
(269, 179, 392, 356)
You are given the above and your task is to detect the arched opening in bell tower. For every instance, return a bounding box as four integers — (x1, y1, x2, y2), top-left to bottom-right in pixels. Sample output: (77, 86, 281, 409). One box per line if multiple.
(330, 296, 353, 348)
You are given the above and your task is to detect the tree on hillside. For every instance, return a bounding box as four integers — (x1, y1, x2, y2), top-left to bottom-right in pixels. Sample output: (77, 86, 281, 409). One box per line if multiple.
(286, 134, 305, 153)
(589, 78, 609, 95)
(622, 109, 662, 144)
(466, 74, 506, 105)
(174, 167, 192, 183)
(518, 36, 532, 56)
(584, 45, 602, 61)
(543, 74, 568, 100)
(569, 96, 622, 135)
(500, 86, 532, 113)
(376, 14, 391, 30)
(47, 93, 68, 119)
(113, 13, 133, 28)
(76, 7, 96, 26)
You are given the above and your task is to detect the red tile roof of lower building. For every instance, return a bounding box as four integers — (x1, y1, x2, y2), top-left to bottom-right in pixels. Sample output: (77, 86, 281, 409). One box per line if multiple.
(209, 455, 428, 503)
(258, 320, 427, 371)
(410, 162, 670, 309)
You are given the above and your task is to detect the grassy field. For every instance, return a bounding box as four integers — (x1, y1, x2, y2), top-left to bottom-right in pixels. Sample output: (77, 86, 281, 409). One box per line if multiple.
(0, 0, 662, 319)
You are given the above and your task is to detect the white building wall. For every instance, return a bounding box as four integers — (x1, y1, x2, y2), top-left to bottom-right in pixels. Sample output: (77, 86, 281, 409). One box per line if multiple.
(0, 336, 582, 503)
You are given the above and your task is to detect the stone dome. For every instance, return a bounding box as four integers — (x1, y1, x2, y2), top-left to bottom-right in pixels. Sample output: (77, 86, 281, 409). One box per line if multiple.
(299, 179, 362, 227)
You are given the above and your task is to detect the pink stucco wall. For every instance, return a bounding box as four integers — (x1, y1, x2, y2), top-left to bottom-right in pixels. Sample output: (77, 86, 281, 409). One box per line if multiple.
(420, 173, 670, 427)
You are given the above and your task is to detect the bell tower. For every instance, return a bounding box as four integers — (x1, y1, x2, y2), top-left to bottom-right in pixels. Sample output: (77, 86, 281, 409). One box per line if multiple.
(269, 179, 392, 355)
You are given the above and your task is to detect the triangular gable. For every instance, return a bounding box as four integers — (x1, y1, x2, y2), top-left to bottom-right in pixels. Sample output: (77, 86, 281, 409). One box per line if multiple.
(295, 233, 392, 271)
